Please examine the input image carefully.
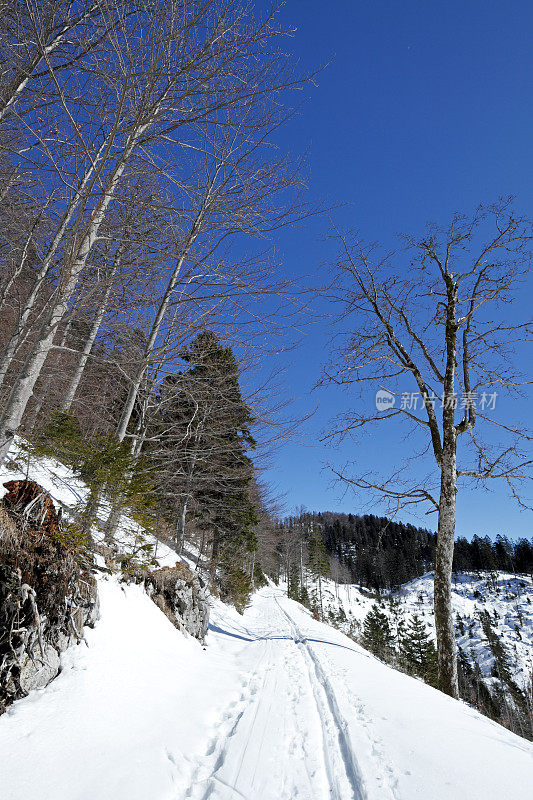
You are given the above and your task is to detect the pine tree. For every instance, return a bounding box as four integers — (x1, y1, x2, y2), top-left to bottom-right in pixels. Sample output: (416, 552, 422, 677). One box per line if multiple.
(153, 331, 258, 608)
(307, 521, 330, 618)
(399, 614, 438, 687)
(288, 561, 300, 601)
(362, 604, 394, 662)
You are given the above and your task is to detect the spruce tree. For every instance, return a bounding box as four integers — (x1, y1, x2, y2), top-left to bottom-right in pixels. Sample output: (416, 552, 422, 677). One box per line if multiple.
(399, 614, 438, 687)
(362, 604, 394, 662)
(153, 331, 258, 608)
(308, 521, 330, 618)
(288, 561, 301, 601)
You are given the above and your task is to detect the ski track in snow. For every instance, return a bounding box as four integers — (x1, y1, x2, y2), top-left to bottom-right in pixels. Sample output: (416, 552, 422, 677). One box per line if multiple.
(274, 596, 365, 800)
(181, 591, 401, 800)
(183, 594, 329, 800)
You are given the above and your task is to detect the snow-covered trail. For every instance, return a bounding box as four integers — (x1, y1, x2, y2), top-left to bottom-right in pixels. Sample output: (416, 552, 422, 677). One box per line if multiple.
(196, 588, 533, 800)
(189, 591, 365, 800)
(0, 580, 531, 800)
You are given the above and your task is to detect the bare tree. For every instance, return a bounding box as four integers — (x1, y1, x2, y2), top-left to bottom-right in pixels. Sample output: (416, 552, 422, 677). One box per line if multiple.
(0, 0, 106, 123)
(0, 0, 304, 461)
(114, 101, 306, 443)
(321, 200, 532, 697)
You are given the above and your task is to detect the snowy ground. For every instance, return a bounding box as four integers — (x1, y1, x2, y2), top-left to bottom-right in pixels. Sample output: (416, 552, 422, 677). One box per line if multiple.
(1, 444, 532, 798)
(0, 441, 180, 568)
(0, 577, 532, 800)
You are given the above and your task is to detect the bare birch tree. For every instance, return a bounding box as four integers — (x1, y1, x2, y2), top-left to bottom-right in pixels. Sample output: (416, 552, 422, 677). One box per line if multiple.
(0, 0, 106, 123)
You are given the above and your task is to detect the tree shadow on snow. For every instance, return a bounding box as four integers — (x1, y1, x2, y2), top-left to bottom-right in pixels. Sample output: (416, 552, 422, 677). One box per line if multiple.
(208, 623, 363, 656)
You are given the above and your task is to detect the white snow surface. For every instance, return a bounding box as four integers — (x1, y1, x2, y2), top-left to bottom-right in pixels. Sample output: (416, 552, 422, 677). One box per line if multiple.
(0, 442, 532, 798)
(0, 441, 180, 568)
(0, 578, 532, 800)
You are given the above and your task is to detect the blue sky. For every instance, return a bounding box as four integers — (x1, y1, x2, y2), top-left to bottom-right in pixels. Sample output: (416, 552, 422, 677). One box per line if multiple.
(252, 0, 533, 539)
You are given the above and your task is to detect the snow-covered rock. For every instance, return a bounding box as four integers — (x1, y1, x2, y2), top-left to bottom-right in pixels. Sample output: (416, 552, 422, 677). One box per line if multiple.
(146, 563, 209, 641)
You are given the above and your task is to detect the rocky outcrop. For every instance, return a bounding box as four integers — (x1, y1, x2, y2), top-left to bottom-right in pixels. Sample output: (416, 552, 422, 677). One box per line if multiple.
(0, 480, 99, 713)
(146, 562, 209, 642)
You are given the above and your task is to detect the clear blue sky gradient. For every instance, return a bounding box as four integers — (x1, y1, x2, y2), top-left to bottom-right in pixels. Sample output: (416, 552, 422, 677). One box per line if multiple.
(252, 0, 533, 539)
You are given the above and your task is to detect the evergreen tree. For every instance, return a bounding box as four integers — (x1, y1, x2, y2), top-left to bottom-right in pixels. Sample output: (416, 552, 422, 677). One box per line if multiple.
(362, 604, 394, 662)
(293, 508, 533, 591)
(399, 614, 438, 687)
(31, 409, 156, 541)
(479, 609, 530, 731)
(386, 596, 407, 651)
(308, 521, 330, 618)
(479, 610, 513, 683)
(288, 561, 300, 601)
(153, 331, 258, 608)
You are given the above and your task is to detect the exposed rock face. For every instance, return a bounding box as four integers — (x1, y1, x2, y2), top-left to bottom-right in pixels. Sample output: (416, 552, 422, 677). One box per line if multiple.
(0, 480, 99, 713)
(146, 562, 209, 642)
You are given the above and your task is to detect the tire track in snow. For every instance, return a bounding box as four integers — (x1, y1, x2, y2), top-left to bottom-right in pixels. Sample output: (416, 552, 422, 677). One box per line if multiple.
(274, 597, 366, 800)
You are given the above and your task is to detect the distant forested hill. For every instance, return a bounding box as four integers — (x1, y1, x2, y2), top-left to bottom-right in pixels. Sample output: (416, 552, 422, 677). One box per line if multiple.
(313, 512, 533, 592)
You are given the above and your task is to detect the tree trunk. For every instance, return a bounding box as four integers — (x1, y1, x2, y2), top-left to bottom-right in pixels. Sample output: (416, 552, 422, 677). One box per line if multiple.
(0, 135, 112, 389)
(101, 212, 207, 539)
(175, 498, 188, 552)
(0, 141, 135, 462)
(103, 505, 121, 543)
(102, 382, 149, 543)
(0, 203, 41, 312)
(23, 318, 74, 432)
(0, 198, 80, 387)
(434, 446, 459, 698)
(114, 210, 205, 443)
(434, 277, 460, 698)
(62, 237, 125, 410)
(80, 488, 99, 539)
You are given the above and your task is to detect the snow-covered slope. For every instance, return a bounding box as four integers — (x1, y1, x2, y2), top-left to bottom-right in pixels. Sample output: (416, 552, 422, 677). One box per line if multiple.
(1, 445, 532, 799)
(400, 572, 533, 689)
(0, 441, 179, 568)
(0, 579, 532, 800)
(317, 571, 533, 693)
